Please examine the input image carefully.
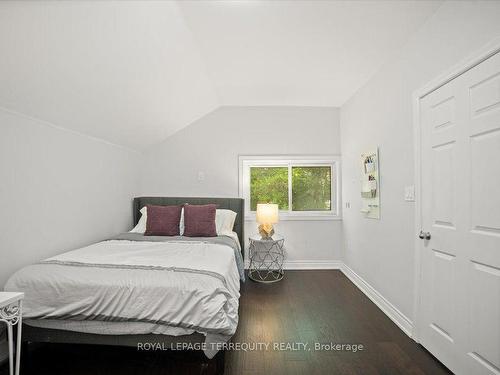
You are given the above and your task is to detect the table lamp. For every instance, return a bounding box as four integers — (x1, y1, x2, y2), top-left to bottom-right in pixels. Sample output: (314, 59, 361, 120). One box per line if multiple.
(256, 203, 279, 239)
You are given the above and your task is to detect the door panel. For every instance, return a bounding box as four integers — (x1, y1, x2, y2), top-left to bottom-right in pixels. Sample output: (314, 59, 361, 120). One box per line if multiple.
(470, 129, 500, 233)
(431, 95, 456, 132)
(430, 248, 456, 343)
(432, 141, 456, 228)
(419, 50, 500, 375)
(463, 51, 500, 375)
(420, 79, 463, 373)
(468, 262, 500, 375)
(469, 71, 500, 123)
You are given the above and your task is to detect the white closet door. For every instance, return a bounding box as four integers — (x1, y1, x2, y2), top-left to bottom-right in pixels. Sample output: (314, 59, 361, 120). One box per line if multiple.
(419, 51, 500, 375)
(461, 51, 500, 375)
(420, 70, 466, 374)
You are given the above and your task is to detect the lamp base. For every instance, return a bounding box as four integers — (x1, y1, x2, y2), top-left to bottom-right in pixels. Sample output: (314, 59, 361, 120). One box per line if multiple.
(258, 224, 275, 240)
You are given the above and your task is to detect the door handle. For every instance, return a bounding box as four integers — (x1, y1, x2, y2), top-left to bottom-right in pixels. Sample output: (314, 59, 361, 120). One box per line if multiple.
(419, 231, 431, 240)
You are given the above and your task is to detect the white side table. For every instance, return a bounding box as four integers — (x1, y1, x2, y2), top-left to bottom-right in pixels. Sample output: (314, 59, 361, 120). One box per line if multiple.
(248, 234, 285, 283)
(0, 292, 23, 375)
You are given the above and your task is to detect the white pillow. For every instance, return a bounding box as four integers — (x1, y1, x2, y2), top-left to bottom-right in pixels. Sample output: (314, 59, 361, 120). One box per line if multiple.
(216, 209, 237, 236)
(179, 207, 185, 235)
(130, 207, 147, 233)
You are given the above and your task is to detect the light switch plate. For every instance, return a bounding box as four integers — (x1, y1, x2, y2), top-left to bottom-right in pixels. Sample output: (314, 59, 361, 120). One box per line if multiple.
(404, 185, 415, 201)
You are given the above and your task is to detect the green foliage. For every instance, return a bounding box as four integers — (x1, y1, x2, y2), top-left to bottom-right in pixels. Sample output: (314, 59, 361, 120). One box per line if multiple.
(250, 167, 288, 210)
(250, 166, 332, 212)
(292, 166, 331, 211)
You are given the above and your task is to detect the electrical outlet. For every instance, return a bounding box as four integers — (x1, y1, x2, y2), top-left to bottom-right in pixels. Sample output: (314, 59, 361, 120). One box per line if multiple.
(197, 171, 205, 182)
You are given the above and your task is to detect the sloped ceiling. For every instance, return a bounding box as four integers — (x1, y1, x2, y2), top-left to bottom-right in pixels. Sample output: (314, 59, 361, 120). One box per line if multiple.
(178, 0, 442, 107)
(0, 1, 218, 150)
(0, 1, 441, 150)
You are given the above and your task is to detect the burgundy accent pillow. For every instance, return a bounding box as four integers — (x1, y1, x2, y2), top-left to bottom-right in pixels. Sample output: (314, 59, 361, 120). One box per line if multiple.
(183, 204, 217, 237)
(144, 205, 182, 236)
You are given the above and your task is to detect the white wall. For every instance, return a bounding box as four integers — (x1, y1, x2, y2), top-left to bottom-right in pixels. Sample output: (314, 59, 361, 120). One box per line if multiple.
(340, 1, 500, 321)
(141, 106, 342, 264)
(0, 108, 141, 288)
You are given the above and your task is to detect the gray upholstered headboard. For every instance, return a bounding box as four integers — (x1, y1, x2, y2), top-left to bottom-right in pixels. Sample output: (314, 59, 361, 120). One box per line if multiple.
(133, 197, 245, 253)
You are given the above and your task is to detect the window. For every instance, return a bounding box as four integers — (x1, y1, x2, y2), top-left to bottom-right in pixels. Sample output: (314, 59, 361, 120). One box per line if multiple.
(240, 156, 340, 220)
(292, 166, 331, 211)
(250, 167, 288, 210)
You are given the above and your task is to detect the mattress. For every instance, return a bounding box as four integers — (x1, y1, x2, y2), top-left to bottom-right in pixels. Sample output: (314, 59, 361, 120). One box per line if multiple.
(5, 233, 244, 358)
(24, 318, 196, 336)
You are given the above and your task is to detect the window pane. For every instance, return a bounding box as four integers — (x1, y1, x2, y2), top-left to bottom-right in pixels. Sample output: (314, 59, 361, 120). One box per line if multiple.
(292, 166, 332, 211)
(250, 167, 289, 211)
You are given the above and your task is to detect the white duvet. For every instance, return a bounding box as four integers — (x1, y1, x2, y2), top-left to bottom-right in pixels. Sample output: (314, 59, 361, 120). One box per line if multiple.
(5, 239, 241, 358)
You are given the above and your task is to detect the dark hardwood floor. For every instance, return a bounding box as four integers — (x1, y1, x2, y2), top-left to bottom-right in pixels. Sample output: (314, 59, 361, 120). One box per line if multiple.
(1, 270, 452, 375)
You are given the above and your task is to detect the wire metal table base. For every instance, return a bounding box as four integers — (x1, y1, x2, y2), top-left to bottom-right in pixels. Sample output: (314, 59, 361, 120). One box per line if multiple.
(0, 296, 23, 375)
(248, 236, 285, 283)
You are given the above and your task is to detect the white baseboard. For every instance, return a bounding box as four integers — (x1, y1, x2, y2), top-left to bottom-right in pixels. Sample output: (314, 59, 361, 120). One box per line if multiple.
(341, 263, 414, 337)
(283, 260, 343, 270)
(244, 260, 342, 270)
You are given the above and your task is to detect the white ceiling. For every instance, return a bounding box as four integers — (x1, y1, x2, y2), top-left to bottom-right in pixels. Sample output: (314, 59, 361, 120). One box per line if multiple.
(0, 1, 218, 150)
(178, 0, 442, 107)
(0, 1, 442, 150)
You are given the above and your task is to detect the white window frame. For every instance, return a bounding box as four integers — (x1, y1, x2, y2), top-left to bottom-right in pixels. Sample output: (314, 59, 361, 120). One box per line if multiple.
(239, 155, 342, 221)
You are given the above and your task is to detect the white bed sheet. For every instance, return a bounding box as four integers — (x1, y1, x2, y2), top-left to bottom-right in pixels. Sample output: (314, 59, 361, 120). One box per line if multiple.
(5, 238, 241, 358)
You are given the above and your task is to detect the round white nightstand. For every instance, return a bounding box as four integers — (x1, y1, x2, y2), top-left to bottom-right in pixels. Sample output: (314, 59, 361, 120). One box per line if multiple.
(248, 234, 285, 283)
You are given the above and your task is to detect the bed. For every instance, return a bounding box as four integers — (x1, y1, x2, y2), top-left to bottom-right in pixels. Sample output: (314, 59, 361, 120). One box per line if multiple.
(4, 197, 245, 374)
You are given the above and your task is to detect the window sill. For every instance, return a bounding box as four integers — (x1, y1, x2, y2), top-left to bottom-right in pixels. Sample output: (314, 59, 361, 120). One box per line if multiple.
(245, 214, 342, 222)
